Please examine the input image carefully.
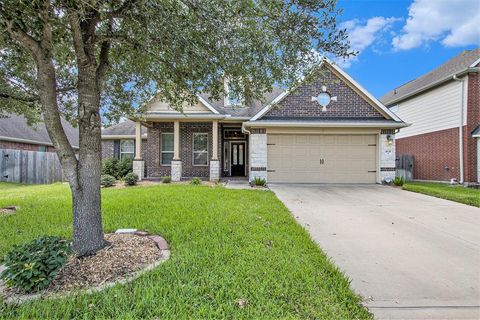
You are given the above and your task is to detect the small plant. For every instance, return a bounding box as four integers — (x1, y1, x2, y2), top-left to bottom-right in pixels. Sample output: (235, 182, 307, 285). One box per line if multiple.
(101, 174, 116, 187)
(162, 176, 172, 183)
(252, 177, 267, 187)
(124, 172, 138, 186)
(102, 158, 119, 177)
(190, 177, 201, 185)
(0, 236, 72, 293)
(117, 157, 133, 178)
(393, 176, 405, 187)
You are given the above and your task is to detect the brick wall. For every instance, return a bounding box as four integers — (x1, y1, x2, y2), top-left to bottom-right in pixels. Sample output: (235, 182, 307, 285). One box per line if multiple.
(263, 66, 385, 119)
(146, 122, 173, 177)
(180, 122, 212, 178)
(101, 139, 147, 160)
(396, 127, 460, 181)
(0, 140, 55, 152)
(464, 73, 479, 182)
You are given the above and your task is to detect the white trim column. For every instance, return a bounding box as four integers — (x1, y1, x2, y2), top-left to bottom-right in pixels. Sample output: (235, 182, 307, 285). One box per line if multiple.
(210, 120, 220, 181)
(132, 121, 145, 180)
(171, 120, 182, 181)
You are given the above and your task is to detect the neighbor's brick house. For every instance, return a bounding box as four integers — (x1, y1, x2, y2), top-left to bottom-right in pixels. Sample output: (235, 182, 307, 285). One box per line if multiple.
(381, 49, 480, 183)
(102, 58, 407, 183)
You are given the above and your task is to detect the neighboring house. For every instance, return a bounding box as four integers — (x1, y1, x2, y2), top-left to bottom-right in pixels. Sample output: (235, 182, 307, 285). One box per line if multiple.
(381, 49, 480, 184)
(104, 58, 406, 183)
(0, 113, 79, 152)
(101, 120, 148, 160)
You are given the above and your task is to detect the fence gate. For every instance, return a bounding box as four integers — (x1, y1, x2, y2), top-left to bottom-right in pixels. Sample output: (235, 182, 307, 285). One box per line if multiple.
(0, 149, 64, 184)
(396, 154, 414, 181)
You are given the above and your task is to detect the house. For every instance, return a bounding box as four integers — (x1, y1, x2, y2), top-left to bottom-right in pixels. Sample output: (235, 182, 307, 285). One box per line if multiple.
(103, 58, 407, 183)
(0, 113, 79, 152)
(381, 49, 480, 184)
(101, 120, 147, 160)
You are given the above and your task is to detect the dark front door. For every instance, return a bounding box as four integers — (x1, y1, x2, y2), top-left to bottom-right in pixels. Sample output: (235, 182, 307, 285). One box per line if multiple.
(231, 142, 246, 176)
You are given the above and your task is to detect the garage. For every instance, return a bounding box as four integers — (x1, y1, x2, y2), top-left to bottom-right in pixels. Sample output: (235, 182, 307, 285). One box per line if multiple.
(267, 134, 377, 183)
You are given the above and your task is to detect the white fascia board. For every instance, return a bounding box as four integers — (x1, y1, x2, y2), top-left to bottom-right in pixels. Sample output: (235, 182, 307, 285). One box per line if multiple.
(101, 134, 147, 140)
(196, 95, 220, 114)
(324, 57, 403, 122)
(142, 113, 225, 120)
(470, 58, 480, 68)
(244, 120, 410, 129)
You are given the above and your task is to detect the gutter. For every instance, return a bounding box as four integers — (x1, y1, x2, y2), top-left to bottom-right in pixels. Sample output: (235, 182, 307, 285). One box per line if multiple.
(0, 135, 79, 149)
(243, 121, 410, 129)
(101, 134, 148, 140)
(385, 67, 478, 106)
(136, 113, 226, 121)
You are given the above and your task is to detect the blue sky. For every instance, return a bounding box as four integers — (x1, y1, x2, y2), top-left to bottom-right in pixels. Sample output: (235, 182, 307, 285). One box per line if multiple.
(335, 0, 480, 98)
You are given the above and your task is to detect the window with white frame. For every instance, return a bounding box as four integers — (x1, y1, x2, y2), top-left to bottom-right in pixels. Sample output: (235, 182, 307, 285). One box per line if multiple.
(193, 133, 208, 166)
(120, 140, 134, 160)
(161, 133, 174, 165)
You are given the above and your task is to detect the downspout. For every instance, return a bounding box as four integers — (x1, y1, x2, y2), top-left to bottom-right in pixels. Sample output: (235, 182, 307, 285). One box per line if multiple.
(453, 75, 465, 184)
(241, 121, 251, 135)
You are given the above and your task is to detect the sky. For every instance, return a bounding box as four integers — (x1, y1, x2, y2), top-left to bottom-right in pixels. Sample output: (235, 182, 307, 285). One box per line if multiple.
(334, 0, 480, 99)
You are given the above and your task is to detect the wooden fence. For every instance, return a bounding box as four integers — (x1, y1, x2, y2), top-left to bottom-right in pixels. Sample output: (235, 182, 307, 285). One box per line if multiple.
(396, 154, 414, 181)
(0, 148, 64, 184)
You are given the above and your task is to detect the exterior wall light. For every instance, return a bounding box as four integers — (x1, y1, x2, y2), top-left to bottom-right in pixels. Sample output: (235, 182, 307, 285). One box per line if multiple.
(386, 134, 394, 145)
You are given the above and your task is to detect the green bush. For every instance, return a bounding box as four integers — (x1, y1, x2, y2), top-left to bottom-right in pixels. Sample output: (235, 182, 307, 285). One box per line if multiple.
(101, 174, 116, 187)
(252, 177, 267, 187)
(0, 236, 71, 293)
(162, 176, 172, 183)
(101, 157, 133, 179)
(190, 177, 201, 185)
(124, 172, 138, 186)
(393, 176, 405, 187)
(102, 158, 118, 177)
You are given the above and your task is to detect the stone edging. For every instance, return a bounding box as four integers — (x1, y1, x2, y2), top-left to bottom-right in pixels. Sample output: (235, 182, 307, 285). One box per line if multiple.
(0, 231, 170, 305)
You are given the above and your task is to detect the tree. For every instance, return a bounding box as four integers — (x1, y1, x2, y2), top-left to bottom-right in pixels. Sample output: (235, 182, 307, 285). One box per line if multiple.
(0, 0, 351, 256)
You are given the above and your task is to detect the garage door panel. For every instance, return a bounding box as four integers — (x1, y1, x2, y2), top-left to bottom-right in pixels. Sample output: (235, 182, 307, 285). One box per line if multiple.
(268, 134, 377, 183)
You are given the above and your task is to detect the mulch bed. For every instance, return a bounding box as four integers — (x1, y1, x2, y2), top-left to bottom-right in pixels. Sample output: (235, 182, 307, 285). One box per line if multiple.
(47, 233, 163, 293)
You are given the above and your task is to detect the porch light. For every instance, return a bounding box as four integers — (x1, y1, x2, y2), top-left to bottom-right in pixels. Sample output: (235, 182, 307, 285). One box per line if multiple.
(386, 134, 394, 145)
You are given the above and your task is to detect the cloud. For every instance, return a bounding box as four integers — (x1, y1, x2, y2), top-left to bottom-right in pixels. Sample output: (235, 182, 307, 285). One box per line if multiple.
(392, 0, 480, 50)
(337, 17, 401, 68)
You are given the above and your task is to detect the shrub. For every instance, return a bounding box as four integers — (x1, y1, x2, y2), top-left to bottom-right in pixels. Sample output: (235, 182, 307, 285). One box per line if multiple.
(252, 177, 267, 187)
(101, 157, 133, 179)
(124, 172, 138, 186)
(190, 177, 201, 185)
(393, 176, 405, 187)
(101, 174, 116, 187)
(0, 236, 71, 293)
(162, 176, 172, 183)
(102, 158, 118, 177)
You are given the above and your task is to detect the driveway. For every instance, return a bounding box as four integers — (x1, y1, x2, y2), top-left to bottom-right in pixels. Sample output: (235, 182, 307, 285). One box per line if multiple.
(269, 184, 480, 319)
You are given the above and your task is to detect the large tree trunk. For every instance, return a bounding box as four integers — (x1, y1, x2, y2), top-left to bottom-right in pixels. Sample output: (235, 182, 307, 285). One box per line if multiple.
(71, 64, 106, 256)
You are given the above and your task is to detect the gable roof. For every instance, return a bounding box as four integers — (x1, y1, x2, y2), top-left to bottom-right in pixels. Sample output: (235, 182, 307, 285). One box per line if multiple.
(251, 57, 402, 122)
(102, 119, 147, 138)
(381, 49, 480, 106)
(0, 113, 79, 148)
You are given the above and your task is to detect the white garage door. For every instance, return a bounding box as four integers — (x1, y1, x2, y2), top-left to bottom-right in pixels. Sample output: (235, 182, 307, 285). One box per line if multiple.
(267, 134, 377, 183)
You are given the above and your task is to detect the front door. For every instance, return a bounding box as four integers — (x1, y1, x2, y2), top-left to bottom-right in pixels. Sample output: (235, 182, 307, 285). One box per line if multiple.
(231, 142, 246, 176)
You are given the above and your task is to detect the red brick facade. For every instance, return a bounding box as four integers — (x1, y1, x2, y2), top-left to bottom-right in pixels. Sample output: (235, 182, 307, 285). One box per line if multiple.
(464, 73, 479, 182)
(0, 140, 55, 152)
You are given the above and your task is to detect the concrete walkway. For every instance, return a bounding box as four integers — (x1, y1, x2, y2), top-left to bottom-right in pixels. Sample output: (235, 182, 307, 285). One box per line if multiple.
(269, 184, 480, 319)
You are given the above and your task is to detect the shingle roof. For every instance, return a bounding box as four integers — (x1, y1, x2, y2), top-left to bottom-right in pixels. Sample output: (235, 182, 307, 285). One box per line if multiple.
(381, 49, 480, 106)
(102, 119, 147, 137)
(0, 113, 79, 148)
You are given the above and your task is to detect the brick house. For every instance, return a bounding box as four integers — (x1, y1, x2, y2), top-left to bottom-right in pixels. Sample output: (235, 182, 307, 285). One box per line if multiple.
(0, 113, 79, 152)
(381, 49, 480, 183)
(102, 58, 407, 183)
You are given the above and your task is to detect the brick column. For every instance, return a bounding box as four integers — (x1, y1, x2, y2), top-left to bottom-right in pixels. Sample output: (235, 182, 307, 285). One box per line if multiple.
(171, 120, 182, 181)
(133, 121, 145, 180)
(248, 128, 267, 182)
(209, 120, 220, 181)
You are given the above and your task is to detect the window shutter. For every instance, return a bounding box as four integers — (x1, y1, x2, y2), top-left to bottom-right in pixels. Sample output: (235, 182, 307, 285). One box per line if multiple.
(113, 140, 120, 159)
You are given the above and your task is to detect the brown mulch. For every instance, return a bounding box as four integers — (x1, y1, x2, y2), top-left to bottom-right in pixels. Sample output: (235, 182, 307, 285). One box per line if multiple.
(47, 233, 162, 292)
(0, 206, 18, 216)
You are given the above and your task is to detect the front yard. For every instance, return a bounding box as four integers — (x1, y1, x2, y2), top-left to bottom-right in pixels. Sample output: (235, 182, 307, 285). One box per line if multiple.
(403, 182, 480, 207)
(0, 182, 370, 319)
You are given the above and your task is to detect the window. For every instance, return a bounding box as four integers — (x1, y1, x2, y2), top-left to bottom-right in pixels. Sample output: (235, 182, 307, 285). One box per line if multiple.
(38, 145, 47, 152)
(161, 133, 174, 165)
(120, 140, 134, 160)
(193, 133, 208, 166)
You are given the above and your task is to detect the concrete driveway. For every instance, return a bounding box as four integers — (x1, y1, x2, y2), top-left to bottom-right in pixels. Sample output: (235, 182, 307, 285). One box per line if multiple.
(269, 184, 480, 319)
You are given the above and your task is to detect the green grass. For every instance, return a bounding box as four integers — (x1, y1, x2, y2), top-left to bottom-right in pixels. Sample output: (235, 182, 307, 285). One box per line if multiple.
(0, 182, 370, 319)
(403, 182, 480, 207)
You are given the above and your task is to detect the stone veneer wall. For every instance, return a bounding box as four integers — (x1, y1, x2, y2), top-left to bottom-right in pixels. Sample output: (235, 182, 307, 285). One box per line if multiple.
(248, 128, 267, 182)
(379, 130, 396, 182)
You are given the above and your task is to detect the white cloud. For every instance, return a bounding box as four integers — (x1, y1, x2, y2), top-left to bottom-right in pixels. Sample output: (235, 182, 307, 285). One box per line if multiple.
(392, 0, 480, 50)
(337, 17, 400, 68)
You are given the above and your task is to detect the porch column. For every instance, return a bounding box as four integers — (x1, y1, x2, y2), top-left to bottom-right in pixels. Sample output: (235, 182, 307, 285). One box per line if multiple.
(132, 121, 145, 180)
(210, 120, 220, 181)
(171, 120, 182, 181)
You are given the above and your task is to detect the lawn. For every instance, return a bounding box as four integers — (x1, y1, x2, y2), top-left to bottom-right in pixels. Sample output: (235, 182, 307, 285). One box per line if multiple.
(403, 182, 480, 207)
(0, 182, 370, 319)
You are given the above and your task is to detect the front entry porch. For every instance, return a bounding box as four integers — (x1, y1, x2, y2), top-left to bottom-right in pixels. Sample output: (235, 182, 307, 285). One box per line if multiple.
(132, 120, 248, 181)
